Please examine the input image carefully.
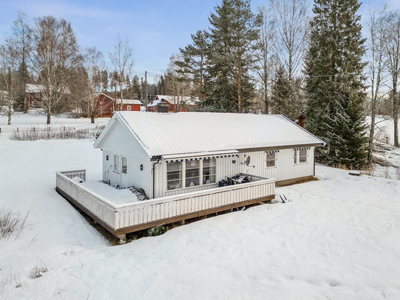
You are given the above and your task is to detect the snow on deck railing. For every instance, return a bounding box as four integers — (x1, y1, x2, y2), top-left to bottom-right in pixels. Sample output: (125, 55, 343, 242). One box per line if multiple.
(60, 170, 86, 181)
(56, 170, 275, 233)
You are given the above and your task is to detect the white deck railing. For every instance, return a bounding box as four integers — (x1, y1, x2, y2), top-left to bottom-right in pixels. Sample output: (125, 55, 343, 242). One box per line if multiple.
(56, 171, 116, 229)
(56, 170, 275, 233)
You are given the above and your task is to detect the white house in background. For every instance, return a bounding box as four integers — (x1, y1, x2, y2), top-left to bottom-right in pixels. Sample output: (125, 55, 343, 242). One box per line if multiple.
(94, 112, 325, 199)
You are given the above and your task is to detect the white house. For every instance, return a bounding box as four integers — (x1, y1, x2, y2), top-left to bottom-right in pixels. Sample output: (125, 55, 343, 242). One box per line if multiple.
(94, 112, 325, 199)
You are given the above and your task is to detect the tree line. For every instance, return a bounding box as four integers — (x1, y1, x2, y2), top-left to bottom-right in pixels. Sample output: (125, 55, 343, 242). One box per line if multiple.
(171, 0, 400, 169)
(0, 13, 162, 125)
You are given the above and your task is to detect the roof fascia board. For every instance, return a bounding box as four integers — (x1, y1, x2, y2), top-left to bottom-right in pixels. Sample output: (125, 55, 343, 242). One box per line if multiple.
(279, 114, 326, 146)
(237, 143, 324, 153)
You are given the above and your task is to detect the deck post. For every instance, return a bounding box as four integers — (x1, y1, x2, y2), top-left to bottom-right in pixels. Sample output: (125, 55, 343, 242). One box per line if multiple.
(118, 234, 126, 244)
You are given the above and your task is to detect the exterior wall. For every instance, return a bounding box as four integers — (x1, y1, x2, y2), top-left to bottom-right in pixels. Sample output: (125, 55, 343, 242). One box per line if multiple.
(28, 93, 42, 108)
(153, 147, 315, 198)
(95, 94, 114, 117)
(239, 148, 314, 181)
(118, 103, 141, 112)
(98, 120, 151, 197)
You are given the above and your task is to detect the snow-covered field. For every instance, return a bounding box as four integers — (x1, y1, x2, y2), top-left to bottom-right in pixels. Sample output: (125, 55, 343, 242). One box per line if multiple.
(1, 114, 400, 299)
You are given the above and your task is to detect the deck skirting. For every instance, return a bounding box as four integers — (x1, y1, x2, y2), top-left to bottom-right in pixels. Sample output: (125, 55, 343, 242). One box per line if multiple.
(114, 194, 275, 235)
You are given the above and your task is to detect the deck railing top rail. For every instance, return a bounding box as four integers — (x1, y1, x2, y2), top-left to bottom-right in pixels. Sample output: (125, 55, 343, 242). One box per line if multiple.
(116, 176, 275, 210)
(57, 170, 275, 211)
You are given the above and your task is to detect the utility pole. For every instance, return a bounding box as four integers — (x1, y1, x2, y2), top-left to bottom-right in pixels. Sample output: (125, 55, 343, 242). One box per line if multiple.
(114, 82, 117, 111)
(145, 71, 148, 112)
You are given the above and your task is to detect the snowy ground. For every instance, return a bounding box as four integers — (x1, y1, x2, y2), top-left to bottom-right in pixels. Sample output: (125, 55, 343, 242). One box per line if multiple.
(0, 111, 109, 133)
(367, 116, 400, 180)
(1, 114, 400, 299)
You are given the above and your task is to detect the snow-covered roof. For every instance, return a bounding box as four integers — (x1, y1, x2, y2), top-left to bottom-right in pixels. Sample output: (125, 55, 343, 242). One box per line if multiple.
(116, 99, 142, 105)
(26, 84, 70, 94)
(152, 95, 198, 106)
(147, 99, 163, 107)
(97, 112, 325, 158)
(26, 84, 44, 93)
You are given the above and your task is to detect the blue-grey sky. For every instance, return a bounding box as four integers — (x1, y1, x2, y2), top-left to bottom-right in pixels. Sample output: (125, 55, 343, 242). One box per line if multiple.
(0, 0, 397, 84)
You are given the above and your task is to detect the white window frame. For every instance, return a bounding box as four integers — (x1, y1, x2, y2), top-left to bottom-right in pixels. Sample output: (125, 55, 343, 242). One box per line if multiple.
(167, 161, 183, 190)
(202, 158, 216, 185)
(299, 149, 307, 163)
(166, 158, 217, 191)
(294, 149, 308, 165)
(127, 105, 131, 111)
(185, 160, 200, 187)
(122, 157, 127, 174)
(266, 152, 276, 168)
(114, 155, 120, 173)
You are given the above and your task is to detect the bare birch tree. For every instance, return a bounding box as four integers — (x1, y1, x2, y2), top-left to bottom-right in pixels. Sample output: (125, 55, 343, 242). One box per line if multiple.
(257, 5, 276, 114)
(31, 16, 81, 124)
(385, 11, 400, 147)
(366, 6, 389, 161)
(166, 54, 192, 111)
(0, 44, 18, 125)
(6, 12, 32, 113)
(109, 36, 134, 110)
(270, 0, 308, 115)
(81, 47, 104, 123)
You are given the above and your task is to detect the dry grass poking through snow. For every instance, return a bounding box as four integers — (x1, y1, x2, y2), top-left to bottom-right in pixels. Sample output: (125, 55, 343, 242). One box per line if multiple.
(9, 125, 105, 141)
(0, 208, 29, 240)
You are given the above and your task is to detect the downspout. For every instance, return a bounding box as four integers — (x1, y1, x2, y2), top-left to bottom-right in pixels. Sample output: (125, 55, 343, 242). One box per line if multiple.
(152, 159, 160, 199)
(313, 148, 315, 177)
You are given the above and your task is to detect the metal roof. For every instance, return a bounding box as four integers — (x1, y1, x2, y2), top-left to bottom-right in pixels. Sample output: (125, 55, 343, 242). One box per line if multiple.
(111, 112, 324, 158)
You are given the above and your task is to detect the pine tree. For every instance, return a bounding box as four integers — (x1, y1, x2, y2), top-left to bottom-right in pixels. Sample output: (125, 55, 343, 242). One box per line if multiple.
(132, 75, 141, 99)
(204, 0, 261, 112)
(305, 0, 368, 169)
(176, 30, 209, 101)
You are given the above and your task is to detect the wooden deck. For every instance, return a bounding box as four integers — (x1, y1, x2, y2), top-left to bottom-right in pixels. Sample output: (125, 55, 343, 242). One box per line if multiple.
(56, 170, 276, 239)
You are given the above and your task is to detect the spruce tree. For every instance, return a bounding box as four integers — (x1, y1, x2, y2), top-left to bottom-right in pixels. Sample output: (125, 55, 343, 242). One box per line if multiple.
(305, 0, 368, 169)
(101, 70, 108, 92)
(271, 65, 290, 115)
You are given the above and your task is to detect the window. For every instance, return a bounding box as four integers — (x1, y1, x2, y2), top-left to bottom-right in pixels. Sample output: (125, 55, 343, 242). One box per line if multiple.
(293, 150, 297, 164)
(122, 157, 127, 174)
(299, 149, 307, 163)
(167, 161, 182, 190)
(266, 153, 275, 167)
(186, 160, 200, 187)
(127, 105, 131, 111)
(203, 158, 216, 184)
(114, 155, 120, 172)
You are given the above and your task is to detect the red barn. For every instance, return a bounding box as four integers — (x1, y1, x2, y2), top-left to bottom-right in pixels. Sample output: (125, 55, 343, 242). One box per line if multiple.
(94, 93, 115, 117)
(116, 99, 142, 112)
(26, 84, 44, 108)
(26, 84, 71, 109)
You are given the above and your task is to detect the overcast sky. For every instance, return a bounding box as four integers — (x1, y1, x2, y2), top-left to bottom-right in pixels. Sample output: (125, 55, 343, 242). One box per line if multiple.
(0, 0, 398, 84)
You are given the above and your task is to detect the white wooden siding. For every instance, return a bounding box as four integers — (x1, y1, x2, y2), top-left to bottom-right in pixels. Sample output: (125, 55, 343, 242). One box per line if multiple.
(153, 147, 314, 198)
(115, 177, 275, 230)
(98, 121, 151, 196)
